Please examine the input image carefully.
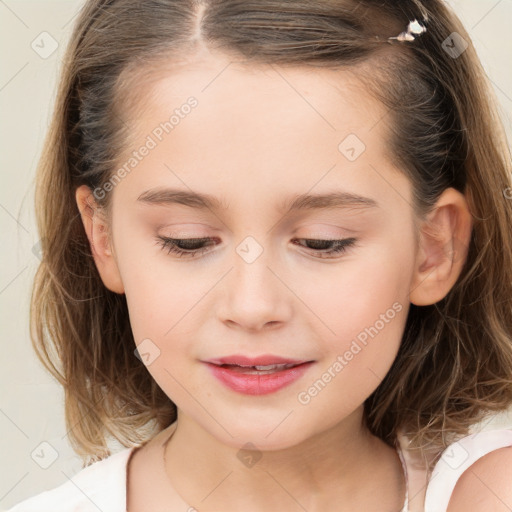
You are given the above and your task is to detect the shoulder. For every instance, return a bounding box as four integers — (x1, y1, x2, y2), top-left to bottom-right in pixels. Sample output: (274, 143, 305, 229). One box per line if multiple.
(7, 447, 135, 512)
(423, 428, 512, 512)
(447, 445, 512, 512)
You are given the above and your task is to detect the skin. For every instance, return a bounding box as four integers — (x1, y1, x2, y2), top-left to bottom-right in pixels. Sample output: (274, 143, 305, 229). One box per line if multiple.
(447, 447, 512, 511)
(75, 45, 474, 511)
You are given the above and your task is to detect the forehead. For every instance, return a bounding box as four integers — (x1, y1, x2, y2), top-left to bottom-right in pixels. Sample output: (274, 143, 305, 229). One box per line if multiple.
(121, 48, 388, 146)
(130, 52, 385, 134)
(113, 51, 411, 215)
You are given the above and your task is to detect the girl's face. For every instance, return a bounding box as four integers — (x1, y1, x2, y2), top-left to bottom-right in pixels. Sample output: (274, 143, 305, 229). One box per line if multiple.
(103, 51, 419, 449)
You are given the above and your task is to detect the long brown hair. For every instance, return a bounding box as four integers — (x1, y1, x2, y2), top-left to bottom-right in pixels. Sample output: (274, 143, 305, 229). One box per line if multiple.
(30, 0, 512, 467)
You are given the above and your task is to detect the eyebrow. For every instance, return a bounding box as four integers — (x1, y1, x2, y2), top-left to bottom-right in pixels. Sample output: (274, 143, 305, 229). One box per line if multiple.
(136, 187, 379, 213)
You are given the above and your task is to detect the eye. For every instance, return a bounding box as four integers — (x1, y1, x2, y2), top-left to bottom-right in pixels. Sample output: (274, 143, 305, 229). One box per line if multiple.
(156, 236, 357, 259)
(156, 236, 216, 258)
(292, 237, 357, 258)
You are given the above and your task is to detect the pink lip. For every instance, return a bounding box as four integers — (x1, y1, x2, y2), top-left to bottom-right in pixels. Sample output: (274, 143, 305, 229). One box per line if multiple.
(203, 354, 315, 395)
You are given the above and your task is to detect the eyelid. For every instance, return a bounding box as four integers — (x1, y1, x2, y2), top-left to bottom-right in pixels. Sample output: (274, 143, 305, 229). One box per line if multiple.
(155, 235, 358, 260)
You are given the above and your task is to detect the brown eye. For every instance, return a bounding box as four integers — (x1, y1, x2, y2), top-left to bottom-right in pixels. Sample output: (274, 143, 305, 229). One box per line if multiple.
(292, 238, 357, 258)
(155, 236, 357, 260)
(156, 237, 216, 258)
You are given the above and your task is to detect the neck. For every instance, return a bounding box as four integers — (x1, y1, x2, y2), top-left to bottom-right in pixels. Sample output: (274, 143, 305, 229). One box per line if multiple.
(162, 407, 405, 511)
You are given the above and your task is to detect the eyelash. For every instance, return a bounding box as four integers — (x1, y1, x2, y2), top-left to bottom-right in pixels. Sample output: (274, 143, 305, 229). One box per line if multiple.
(155, 236, 357, 259)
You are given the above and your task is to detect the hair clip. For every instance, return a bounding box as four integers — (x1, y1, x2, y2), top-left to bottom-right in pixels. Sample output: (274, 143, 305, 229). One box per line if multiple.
(388, 17, 428, 42)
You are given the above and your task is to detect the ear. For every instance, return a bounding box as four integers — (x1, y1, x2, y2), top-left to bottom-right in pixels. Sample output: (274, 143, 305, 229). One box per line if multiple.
(75, 185, 125, 294)
(409, 187, 473, 306)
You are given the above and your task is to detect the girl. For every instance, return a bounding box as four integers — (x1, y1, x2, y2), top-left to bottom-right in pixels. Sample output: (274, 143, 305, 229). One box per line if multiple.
(8, 0, 512, 511)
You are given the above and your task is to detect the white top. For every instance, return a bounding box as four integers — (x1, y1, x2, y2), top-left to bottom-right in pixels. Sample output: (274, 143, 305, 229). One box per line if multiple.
(7, 447, 132, 512)
(7, 428, 512, 512)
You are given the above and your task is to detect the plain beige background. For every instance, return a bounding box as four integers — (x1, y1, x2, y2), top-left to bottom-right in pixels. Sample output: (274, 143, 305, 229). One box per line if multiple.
(1, 0, 512, 509)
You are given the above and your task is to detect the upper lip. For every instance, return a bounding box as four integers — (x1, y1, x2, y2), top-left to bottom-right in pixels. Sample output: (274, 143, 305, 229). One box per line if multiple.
(204, 354, 313, 366)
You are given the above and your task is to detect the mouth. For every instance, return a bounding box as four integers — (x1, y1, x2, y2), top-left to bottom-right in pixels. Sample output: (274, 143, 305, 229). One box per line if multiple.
(206, 354, 311, 367)
(203, 355, 315, 395)
(212, 362, 303, 374)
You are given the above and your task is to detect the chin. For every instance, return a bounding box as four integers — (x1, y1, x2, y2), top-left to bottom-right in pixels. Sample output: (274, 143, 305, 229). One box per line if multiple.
(202, 411, 315, 452)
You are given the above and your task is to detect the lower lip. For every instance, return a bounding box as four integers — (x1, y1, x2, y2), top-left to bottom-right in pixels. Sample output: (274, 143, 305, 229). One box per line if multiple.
(204, 362, 314, 395)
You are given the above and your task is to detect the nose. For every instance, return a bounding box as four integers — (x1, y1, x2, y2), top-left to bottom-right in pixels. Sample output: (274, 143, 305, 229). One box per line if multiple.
(217, 239, 293, 332)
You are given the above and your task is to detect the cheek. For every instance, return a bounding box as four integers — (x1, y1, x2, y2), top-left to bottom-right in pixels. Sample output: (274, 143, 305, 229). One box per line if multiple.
(116, 249, 210, 404)
(297, 238, 412, 341)
(294, 239, 413, 393)
(121, 261, 207, 347)
(111, 216, 209, 349)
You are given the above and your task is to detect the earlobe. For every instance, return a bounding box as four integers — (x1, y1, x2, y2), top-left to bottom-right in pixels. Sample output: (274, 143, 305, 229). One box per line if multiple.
(75, 185, 125, 294)
(409, 188, 473, 306)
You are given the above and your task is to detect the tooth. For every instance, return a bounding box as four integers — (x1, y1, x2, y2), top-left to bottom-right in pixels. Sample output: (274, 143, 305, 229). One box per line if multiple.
(254, 364, 279, 370)
(219, 363, 298, 372)
(254, 364, 295, 370)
